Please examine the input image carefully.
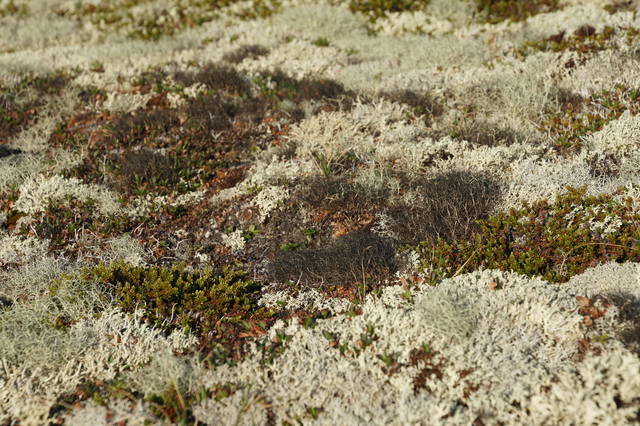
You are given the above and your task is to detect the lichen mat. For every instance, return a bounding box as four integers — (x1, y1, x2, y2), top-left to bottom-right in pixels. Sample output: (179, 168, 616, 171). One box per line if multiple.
(1, 0, 640, 424)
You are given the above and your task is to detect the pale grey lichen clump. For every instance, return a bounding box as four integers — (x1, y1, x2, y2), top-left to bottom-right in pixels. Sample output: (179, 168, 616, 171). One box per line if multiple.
(194, 266, 640, 425)
(2, 0, 640, 423)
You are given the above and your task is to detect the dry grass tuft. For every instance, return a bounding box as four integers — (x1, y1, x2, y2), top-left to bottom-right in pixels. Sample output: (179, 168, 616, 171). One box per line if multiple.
(268, 229, 396, 288)
(222, 44, 270, 64)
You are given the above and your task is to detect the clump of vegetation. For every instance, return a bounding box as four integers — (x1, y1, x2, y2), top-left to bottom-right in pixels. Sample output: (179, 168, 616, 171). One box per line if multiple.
(222, 44, 270, 64)
(12, 198, 132, 257)
(264, 169, 500, 291)
(0, 0, 28, 17)
(173, 63, 253, 96)
(604, 0, 637, 14)
(386, 170, 502, 245)
(83, 260, 262, 334)
(268, 229, 396, 289)
(517, 25, 616, 59)
(0, 70, 70, 142)
(347, 0, 431, 22)
(474, 0, 560, 24)
(55, 0, 283, 41)
(447, 116, 526, 147)
(254, 69, 355, 107)
(543, 84, 640, 155)
(378, 89, 443, 126)
(415, 187, 640, 284)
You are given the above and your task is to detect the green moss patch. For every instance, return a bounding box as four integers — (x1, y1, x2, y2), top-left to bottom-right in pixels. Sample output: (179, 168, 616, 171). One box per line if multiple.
(474, 0, 561, 24)
(415, 187, 640, 284)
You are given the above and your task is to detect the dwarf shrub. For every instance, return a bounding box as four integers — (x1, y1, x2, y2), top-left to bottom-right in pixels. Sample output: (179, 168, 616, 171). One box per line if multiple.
(416, 187, 640, 283)
(348, 0, 431, 22)
(84, 261, 261, 334)
(474, 0, 560, 24)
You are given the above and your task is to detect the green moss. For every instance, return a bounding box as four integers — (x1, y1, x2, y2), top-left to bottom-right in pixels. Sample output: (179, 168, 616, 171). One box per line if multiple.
(83, 260, 262, 334)
(474, 0, 561, 24)
(311, 37, 331, 47)
(415, 187, 640, 284)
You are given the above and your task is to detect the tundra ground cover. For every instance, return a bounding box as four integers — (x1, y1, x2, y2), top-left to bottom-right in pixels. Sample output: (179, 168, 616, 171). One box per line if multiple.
(1, 0, 640, 424)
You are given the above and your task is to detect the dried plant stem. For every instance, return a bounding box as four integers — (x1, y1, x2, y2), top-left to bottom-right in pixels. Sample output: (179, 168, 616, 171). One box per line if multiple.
(559, 242, 634, 273)
(453, 249, 478, 278)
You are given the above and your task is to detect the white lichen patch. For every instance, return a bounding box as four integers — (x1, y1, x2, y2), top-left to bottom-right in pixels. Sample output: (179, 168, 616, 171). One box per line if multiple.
(259, 287, 353, 314)
(13, 174, 122, 216)
(127, 190, 204, 219)
(0, 306, 196, 425)
(0, 235, 49, 266)
(251, 185, 289, 223)
(105, 234, 147, 266)
(186, 267, 640, 424)
(585, 110, 640, 154)
(100, 90, 153, 113)
(220, 229, 246, 253)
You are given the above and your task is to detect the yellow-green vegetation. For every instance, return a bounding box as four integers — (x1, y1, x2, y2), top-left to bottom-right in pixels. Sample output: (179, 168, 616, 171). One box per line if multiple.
(544, 85, 640, 155)
(0, 0, 28, 17)
(518, 25, 616, 57)
(347, 0, 431, 22)
(517, 25, 640, 62)
(416, 187, 640, 283)
(55, 0, 283, 40)
(474, 0, 560, 24)
(83, 260, 262, 334)
(604, 0, 638, 14)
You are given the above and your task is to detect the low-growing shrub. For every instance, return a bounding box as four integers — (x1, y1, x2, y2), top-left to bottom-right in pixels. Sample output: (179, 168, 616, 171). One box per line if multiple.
(14, 198, 131, 256)
(348, 0, 431, 22)
(474, 0, 560, 24)
(83, 261, 262, 334)
(543, 84, 640, 155)
(415, 187, 640, 283)
(517, 25, 617, 60)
